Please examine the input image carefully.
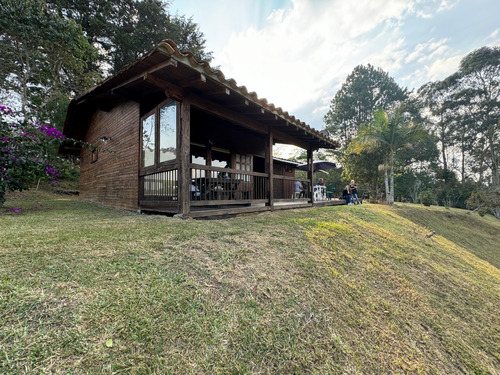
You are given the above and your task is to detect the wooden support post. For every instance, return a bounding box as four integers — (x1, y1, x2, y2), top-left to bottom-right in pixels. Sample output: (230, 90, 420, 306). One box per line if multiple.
(268, 130, 274, 210)
(178, 99, 191, 216)
(307, 149, 313, 204)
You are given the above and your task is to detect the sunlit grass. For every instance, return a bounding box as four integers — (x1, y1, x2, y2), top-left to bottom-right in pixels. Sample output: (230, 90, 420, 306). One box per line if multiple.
(1, 190, 499, 374)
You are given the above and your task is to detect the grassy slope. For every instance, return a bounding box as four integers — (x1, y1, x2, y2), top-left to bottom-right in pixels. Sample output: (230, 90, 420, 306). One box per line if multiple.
(0, 191, 499, 374)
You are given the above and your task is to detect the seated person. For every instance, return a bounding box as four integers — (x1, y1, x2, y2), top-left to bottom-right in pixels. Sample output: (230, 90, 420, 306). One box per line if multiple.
(342, 185, 351, 204)
(190, 184, 201, 199)
(217, 164, 231, 179)
(317, 178, 325, 186)
(294, 180, 305, 198)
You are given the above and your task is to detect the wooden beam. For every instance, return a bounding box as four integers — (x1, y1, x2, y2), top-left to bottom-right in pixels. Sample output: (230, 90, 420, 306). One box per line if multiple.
(207, 87, 230, 96)
(143, 73, 184, 101)
(268, 130, 274, 210)
(110, 59, 178, 94)
(308, 149, 314, 204)
(183, 73, 206, 87)
(147, 58, 177, 74)
(178, 99, 191, 216)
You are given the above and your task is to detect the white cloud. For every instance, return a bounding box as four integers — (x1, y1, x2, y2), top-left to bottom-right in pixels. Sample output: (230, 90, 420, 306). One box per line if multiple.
(405, 38, 450, 64)
(487, 28, 500, 46)
(437, 0, 459, 12)
(425, 55, 462, 81)
(215, 0, 413, 114)
(174, 0, 499, 129)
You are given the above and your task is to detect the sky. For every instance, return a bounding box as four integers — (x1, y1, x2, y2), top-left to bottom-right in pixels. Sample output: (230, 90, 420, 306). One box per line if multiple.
(169, 0, 500, 131)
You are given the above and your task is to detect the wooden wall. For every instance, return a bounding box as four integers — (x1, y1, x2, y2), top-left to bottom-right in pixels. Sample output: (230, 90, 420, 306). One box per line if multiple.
(79, 101, 140, 210)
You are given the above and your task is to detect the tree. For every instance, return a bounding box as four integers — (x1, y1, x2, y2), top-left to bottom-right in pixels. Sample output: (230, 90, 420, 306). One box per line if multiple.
(455, 47, 500, 187)
(324, 64, 408, 154)
(419, 47, 500, 186)
(418, 75, 461, 175)
(353, 103, 434, 205)
(467, 186, 500, 219)
(0, 0, 99, 124)
(47, 0, 213, 74)
(341, 143, 383, 200)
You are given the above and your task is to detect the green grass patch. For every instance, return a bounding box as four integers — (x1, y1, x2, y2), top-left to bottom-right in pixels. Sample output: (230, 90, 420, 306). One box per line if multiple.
(1, 191, 499, 374)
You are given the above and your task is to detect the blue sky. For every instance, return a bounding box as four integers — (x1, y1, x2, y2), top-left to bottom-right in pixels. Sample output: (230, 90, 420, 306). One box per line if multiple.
(170, 0, 500, 131)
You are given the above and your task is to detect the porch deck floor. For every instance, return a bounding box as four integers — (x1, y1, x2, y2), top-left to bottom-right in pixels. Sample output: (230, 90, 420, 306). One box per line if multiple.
(187, 198, 346, 218)
(139, 199, 346, 219)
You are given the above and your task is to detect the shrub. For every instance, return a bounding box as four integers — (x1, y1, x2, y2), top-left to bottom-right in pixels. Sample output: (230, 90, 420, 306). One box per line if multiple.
(0, 106, 87, 205)
(419, 190, 435, 206)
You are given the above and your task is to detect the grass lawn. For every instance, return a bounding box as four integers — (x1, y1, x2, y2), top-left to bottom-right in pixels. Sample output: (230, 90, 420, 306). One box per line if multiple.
(1, 190, 499, 374)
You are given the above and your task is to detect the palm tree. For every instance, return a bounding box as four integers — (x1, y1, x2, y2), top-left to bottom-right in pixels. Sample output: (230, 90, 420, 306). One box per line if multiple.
(353, 104, 428, 204)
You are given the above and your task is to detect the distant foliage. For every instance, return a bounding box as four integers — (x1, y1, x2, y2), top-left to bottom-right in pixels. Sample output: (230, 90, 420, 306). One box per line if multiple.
(419, 190, 436, 207)
(467, 187, 500, 218)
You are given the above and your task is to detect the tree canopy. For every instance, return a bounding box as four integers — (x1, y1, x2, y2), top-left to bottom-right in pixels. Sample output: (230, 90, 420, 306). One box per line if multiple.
(46, 0, 213, 74)
(0, 0, 99, 122)
(324, 64, 408, 154)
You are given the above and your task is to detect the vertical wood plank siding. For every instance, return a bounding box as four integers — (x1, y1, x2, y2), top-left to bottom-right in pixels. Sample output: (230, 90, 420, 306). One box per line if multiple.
(79, 102, 140, 210)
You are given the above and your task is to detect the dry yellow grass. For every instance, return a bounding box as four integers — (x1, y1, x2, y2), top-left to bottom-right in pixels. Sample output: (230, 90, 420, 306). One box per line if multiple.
(1, 191, 499, 374)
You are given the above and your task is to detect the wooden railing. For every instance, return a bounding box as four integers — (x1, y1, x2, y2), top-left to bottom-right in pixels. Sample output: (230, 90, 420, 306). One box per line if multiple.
(190, 164, 268, 205)
(139, 165, 310, 207)
(273, 175, 310, 200)
(140, 168, 178, 201)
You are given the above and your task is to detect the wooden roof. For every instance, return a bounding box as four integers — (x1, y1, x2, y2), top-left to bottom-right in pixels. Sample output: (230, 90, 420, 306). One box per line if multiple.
(63, 39, 339, 151)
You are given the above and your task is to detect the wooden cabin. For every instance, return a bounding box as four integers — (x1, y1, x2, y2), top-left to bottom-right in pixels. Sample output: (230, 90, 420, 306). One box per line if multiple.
(62, 40, 341, 218)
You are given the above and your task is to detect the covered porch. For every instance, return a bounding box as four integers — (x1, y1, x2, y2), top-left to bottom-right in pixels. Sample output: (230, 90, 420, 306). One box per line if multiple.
(138, 101, 343, 218)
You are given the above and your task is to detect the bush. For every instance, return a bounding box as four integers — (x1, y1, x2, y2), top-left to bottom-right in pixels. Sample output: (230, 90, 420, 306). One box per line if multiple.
(419, 190, 435, 206)
(0, 105, 86, 205)
(467, 187, 500, 219)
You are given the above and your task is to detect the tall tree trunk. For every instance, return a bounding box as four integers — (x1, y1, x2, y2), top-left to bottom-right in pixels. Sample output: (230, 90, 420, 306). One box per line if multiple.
(389, 153, 395, 205)
(384, 155, 390, 204)
(439, 114, 448, 172)
(461, 137, 466, 184)
(487, 124, 499, 187)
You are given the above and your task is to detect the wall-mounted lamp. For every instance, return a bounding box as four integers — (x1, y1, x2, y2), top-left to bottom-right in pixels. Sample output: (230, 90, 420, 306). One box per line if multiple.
(100, 136, 111, 143)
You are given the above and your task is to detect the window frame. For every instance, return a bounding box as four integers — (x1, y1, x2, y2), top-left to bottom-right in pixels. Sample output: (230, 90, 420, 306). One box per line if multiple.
(140, 99, 179, 172)
(90, 148, 98, 163)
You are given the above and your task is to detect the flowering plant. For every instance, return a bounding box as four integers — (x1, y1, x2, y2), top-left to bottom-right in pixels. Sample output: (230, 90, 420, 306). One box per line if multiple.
(0, 105, 87, 206)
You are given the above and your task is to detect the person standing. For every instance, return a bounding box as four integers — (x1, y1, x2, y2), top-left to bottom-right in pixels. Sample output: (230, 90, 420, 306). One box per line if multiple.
(350, 180, 361, 205)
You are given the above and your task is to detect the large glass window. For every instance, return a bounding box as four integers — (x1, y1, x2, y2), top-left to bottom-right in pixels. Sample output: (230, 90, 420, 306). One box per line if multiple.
(142, 112, 156, 168)
(159, 101, 176, 163)
(141, 100, 177, 169)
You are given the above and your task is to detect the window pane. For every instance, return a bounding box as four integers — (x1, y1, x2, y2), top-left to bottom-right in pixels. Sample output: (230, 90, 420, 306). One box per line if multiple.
(142, 113, 155, 168)
(159, 101, 176, 163)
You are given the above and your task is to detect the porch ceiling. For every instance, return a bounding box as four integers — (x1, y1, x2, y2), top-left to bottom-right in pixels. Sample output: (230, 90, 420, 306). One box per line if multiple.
(64, 39, 339, 151)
